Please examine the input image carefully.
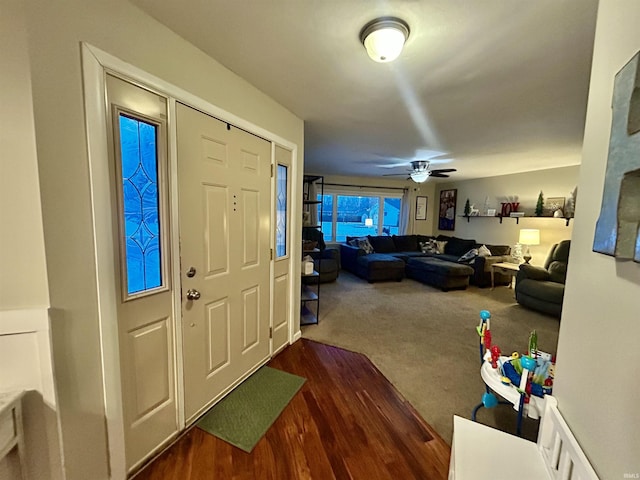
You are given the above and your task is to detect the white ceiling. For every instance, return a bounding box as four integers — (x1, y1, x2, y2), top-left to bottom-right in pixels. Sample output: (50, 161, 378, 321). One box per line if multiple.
(132, 0, 599, 182)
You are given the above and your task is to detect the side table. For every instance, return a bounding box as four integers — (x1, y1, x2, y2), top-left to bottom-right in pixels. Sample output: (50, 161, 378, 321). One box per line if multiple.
(0, 391, 27, 479)
(491, 262, 520, 289)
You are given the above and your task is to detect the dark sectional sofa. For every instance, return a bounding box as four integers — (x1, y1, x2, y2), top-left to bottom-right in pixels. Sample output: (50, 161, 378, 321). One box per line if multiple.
(340, 234, 513, 290)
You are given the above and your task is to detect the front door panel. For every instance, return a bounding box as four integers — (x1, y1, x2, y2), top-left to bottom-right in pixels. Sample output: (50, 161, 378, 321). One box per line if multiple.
(106, 74, 177, 471)
(177, 103, 271, 422)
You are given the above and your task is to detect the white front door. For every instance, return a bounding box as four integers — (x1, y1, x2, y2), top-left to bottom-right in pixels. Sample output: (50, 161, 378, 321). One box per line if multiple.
(106, 74, 178, 470)
(177, 103, 272, 422)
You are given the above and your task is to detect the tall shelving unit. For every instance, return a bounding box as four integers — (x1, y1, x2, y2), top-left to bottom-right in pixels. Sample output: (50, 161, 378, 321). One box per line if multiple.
(300, 175, 324, 326)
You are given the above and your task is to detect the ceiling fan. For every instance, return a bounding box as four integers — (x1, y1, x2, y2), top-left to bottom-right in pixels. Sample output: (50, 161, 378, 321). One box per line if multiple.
(382, 160, 457, 183)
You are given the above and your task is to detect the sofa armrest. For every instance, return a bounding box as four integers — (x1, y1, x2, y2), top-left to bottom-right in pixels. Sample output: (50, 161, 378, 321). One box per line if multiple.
(321, 247, 340, 269)
(340, 244, 364, 273)
(475, 255, 512, 273)
(517, 264, 550, 282)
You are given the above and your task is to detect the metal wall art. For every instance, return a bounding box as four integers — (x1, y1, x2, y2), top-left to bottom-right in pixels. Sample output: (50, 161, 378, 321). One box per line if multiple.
(593, 50, 640, 263)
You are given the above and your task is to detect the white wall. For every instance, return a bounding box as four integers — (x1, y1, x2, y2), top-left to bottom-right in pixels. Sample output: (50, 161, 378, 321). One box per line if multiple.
(0, 0, 49, 310)
(434, 166, 578, 264)
(20, 0, 304, 478)
(554, 1, 640, 478)
(0, 3, 60, 479)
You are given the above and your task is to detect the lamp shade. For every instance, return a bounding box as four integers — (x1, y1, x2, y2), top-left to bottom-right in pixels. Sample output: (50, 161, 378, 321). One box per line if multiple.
(519, 229, 540, 245)
(360, 18, 409, 63)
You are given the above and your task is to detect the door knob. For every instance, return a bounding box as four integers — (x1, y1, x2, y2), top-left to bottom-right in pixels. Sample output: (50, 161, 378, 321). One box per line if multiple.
(186, 289, 201, 301)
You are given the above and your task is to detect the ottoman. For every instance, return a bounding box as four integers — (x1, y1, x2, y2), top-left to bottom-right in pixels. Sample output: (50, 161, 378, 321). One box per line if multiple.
(355, 253, 405, 283)
(406, 257, 474, 291)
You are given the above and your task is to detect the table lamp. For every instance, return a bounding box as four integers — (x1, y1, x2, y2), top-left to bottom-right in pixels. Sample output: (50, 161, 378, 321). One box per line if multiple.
(519, 229, 540, 264)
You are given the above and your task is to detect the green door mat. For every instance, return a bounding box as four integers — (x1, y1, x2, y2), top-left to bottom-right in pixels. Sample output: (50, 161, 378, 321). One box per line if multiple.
(197, 366, 306, 452)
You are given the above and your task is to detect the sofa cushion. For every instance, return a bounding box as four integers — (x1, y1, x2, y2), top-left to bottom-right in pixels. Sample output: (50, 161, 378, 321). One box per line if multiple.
(406, 257, 474, 290)
(519, 264, 549, 281)
(518, 279, 565, 305)
(436, 240, 448, 254)
(488, 244, 511, 256)
(478, 244, 492, 257)
(392, 235, 419, 252)
(356, 253, 405, 282)
(444, 237, 477, 257)
(368, 235, 396, 253)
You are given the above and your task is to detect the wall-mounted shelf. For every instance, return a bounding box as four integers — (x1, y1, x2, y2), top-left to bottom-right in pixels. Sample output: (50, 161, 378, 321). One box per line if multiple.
(460, 215, 572, 227)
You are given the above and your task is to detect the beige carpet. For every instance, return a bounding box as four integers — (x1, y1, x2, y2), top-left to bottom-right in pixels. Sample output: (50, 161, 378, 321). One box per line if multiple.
(302, 271, 560, 445)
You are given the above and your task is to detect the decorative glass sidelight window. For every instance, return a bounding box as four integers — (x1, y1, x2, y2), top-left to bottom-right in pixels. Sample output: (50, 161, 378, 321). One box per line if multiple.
(276, 164, 288, 258)
(117, 113, 164, 295)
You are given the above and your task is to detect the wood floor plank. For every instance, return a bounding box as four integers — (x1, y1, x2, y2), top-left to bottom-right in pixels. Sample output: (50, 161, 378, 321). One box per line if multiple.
(134, 339, 450, 479)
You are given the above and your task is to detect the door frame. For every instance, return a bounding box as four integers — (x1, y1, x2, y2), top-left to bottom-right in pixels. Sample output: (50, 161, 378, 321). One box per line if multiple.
(82, 43, 300, 477)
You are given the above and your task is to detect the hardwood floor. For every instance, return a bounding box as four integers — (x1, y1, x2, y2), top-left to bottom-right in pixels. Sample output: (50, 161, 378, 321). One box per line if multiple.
(134, 339, 451, 479)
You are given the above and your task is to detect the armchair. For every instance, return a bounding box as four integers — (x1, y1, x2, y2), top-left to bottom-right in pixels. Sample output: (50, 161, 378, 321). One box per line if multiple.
(515, 240, 570, 318)
(302, 227, 339, 283)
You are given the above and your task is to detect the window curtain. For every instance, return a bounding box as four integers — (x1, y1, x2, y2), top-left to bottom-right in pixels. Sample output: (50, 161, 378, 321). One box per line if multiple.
(308, 181, 318, 227)
(399, 189, 410, 234)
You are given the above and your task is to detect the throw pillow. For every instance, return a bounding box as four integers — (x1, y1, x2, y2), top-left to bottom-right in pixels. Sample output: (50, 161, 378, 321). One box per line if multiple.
(355, 237, 375, 255)
(367, 235, 396, 253)
(478, 244, 492, 257)
(420, 239, 438, 254)
(435, 240, 448, 254)
(444, 237, 477, 257)
(458, 248, 479, 263)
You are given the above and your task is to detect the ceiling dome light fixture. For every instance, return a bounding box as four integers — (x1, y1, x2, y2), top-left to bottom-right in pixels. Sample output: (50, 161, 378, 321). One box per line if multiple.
(360, 17, 410, 63)
(410, 171, 429, 183)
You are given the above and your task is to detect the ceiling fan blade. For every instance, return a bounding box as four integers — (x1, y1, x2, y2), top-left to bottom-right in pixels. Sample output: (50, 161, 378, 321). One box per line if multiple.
(378, 162, 412, 169)
(412, 158, 453, 165)
(429, 168, 457, 174)
(428, 172, 450, 178)
(382, 173, 411, 176)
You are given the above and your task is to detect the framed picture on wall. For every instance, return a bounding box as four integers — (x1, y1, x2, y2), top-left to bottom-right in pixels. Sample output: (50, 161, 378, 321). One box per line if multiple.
(438, 189, 457, 230)
(415, 196, 427, 220)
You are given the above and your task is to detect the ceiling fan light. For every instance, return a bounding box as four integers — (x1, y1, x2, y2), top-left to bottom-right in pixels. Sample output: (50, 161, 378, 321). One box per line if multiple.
(410, 171, 429, 183)
(360, 18, 409, 63)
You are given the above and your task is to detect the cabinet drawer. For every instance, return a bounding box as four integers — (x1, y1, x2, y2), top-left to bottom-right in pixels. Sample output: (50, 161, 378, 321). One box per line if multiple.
(0, 406, 17, 455)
